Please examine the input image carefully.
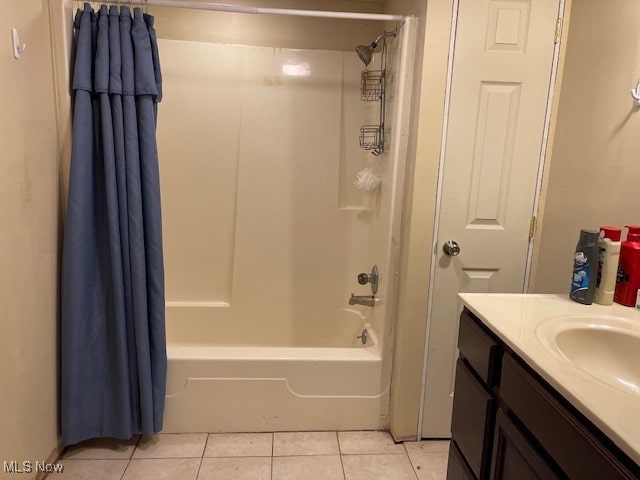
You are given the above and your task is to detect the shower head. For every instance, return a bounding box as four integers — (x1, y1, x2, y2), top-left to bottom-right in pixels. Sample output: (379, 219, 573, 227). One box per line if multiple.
(355, 30, 398, 66)
(356, 43, 376, 66)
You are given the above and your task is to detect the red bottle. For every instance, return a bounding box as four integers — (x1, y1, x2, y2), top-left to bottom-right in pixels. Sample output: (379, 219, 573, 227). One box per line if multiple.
(614, 225, 640, 306)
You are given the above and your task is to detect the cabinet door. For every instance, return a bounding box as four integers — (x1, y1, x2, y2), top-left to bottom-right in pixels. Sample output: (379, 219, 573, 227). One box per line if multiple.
(490, 408, 562, 480)
(448, 440, 477, 480)
(451, 359, 495, 479)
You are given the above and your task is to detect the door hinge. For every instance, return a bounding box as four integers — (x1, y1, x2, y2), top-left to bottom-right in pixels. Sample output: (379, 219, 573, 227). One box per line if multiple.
(554, 18, 563, 44)
(529, 216, 537, 239)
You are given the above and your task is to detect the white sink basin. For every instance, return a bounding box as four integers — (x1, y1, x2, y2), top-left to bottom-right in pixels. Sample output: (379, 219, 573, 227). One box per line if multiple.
(536, 314, 640, 396)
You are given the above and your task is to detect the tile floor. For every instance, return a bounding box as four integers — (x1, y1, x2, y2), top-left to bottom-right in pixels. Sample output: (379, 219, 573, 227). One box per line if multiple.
(51, 431, 449, 480)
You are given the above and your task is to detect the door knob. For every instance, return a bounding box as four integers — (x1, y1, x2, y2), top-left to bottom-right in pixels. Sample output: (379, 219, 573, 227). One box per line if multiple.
(443, 240, 461, 256)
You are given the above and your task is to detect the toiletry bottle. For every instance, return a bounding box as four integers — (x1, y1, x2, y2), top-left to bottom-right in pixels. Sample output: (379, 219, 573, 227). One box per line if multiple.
(594, 226, 621, 305)
(570, 229, 599, 305)
(614, 226, 640, 307)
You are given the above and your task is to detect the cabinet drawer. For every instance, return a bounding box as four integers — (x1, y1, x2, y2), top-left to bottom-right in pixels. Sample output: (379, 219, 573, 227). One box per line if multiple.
(458, 310, 500, 387)
(490, 408, 561, 480)
(500, 353, 639, 480)
(451, 358, 496, 479)
(447, 440, 477, 480)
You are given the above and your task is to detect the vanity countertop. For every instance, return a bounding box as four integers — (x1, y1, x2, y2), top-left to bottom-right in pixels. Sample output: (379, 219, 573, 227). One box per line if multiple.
(458, 293, 640, 465)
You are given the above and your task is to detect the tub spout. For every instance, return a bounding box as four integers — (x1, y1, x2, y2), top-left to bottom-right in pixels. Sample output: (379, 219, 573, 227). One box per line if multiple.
(349, 294, 375, 307)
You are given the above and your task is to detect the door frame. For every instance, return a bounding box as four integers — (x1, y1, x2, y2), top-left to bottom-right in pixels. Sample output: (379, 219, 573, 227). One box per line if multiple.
(416, 0, 568, 439)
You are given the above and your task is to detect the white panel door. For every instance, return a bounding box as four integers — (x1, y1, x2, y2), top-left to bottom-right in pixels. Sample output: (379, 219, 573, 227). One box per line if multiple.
(421, 0, 560, 437)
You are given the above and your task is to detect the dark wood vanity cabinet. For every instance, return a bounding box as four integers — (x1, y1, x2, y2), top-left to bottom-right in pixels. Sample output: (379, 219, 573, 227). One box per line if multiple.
(447, 308, 640, 480)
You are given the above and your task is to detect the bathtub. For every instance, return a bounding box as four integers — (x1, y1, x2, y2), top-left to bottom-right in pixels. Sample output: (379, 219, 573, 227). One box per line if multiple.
(163, 325, 389, 433)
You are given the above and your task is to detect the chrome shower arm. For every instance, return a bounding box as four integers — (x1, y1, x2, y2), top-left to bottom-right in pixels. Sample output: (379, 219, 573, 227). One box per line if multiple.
(371, 29, 398, 48)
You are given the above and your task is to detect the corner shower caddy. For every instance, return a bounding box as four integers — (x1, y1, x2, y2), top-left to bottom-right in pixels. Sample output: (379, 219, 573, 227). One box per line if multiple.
(359, 30, 395, 156)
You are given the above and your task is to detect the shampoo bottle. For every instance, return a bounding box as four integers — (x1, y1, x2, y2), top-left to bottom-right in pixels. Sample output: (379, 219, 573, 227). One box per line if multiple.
(594, 226, 621, 305)
(570, 229, 599, 305)
(614, 226, 640, 307)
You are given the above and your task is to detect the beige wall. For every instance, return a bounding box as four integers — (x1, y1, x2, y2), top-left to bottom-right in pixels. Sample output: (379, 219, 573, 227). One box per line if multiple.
(385, 0, 454, 440)
(0, 1, 61, 477)
(532, 1, 640, 293)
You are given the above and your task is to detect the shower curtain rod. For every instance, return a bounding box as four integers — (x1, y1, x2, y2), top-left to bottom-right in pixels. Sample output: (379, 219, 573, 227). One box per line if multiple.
(140, 0, 404, 21)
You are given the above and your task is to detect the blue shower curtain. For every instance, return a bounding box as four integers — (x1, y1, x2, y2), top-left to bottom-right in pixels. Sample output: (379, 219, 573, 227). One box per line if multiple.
(61, 3, 166, 446)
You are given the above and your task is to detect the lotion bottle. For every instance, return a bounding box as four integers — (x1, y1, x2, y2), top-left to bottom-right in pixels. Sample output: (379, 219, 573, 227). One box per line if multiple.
(570, 229, 599, 305)
(594, 226, 621, 305)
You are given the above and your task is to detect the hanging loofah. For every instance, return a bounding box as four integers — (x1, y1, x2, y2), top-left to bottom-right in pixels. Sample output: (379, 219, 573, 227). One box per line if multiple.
(353, 168, 381, 192)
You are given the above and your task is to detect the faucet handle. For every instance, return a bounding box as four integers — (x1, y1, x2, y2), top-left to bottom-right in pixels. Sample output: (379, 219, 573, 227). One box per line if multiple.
(356, 265, 378, 294)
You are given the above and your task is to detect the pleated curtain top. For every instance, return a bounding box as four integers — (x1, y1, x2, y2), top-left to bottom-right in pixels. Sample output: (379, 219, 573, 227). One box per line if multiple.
(72, 4, 162, 101)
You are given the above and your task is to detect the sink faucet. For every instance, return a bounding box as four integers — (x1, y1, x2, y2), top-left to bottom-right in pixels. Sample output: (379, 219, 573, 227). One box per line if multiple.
(349, 294, 375, 307)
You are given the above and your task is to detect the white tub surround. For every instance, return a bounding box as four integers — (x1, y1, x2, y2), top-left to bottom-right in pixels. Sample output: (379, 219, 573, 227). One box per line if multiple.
(458, 293, 640, 465)
(157, 17, 417, 434)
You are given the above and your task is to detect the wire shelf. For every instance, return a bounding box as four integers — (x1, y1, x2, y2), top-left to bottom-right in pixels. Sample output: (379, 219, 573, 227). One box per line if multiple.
(360, 125, 383, 152)
(360, 70, 385, 101)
